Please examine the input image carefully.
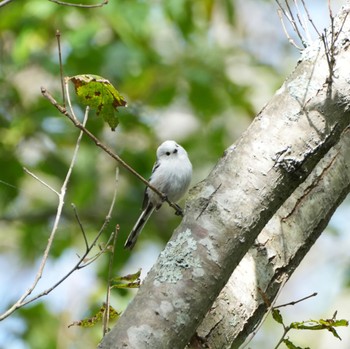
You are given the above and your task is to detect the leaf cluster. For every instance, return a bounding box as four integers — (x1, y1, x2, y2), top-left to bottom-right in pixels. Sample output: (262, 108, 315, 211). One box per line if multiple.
(272, 308, 349, 349)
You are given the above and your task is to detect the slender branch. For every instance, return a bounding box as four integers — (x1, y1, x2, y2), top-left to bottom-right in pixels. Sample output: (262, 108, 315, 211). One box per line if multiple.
(293, 0, 310, 42)
(273, 326, 290, 349)
(48, 0, 108, 8)
(284, 0, 307, 47)
(277, 8, 304, 50)
(300, 0, 321, 37)
(72, 203, 89, 250)
(0, 162, 119, 318)
(23, 167, 60, 196)
(0, 108, 88, 321)
(103, 224, 120, 336)
(274, 292, 318, 309)
(56, 30, 66, 107)
(41, 86, 184, 215)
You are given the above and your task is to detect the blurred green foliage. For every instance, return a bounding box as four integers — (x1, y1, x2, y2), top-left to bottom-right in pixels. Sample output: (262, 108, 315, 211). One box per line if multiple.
(0, 0, 282, 347)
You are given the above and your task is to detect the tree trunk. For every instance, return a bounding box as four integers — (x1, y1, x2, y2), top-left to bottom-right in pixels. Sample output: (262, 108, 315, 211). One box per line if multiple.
(191, 127, 350, 349)
(98, 4, 350, 349)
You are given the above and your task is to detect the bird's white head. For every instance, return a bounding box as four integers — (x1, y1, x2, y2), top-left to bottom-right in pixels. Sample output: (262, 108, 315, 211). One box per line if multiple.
(156, 140, 187, 160)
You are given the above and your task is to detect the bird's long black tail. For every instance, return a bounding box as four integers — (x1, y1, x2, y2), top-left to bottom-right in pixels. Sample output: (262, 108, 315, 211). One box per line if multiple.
(124, 204, 155, 250)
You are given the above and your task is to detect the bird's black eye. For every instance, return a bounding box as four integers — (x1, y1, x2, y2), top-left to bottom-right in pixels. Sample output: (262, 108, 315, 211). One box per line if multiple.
(166, 151, 171, 156)
(173, 148, 178, 154)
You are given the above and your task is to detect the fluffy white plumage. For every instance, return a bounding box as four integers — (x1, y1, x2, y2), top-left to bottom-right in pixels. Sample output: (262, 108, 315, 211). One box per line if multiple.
(124, 140, 192, 250)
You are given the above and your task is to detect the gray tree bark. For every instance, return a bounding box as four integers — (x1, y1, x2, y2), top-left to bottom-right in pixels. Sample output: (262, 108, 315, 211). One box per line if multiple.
(99, 4, 350, 349)
(191, 128, 350, 349)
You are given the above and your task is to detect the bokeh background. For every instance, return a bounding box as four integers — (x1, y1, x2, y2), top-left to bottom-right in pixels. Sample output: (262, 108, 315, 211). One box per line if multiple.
(0, 0, 349, 348)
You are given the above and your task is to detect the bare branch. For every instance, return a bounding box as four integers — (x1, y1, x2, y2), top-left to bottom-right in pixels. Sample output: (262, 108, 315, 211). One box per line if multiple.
(72, 203, 89, 250)
(23, 167, 60, 196)
(0, 107, 88, 321)
(293, 0, 310, 41)
(277, 8, 304, 50)
(48, 0, 108, 8)
(41, 86, 184, 216)
(103, 224, 120, 336)
(275, 0, 306, 48)
(274, 292, 318, 309)
(56, 30, 66, 107)
(300, 0, 321, 37)
(0, 163, 119, 318)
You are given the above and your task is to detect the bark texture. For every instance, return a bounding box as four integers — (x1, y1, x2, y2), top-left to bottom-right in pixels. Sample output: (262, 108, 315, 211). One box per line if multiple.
(192, 128, 350, 349)
(99, 5, 350, 349)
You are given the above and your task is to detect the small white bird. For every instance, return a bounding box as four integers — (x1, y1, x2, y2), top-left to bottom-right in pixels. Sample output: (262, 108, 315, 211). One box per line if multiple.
(124, 140, 192, 250)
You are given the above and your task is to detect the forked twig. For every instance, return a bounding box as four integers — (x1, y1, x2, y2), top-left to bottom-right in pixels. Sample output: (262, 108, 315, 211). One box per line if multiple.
(277, 8, 304, 49)
(275, 0, 308, 48)
(0, 162, 120, 319)
(0, 106, 89, 321)
(41, 85, 184, 216)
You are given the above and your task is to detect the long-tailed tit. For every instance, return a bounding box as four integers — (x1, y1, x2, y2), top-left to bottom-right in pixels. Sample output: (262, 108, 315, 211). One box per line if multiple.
(124, 140, 192, 250)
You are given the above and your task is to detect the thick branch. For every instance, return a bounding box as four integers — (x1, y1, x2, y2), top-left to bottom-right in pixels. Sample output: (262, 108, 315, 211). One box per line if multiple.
(99, 5, 350, 349)
(192, 127, 350, 348)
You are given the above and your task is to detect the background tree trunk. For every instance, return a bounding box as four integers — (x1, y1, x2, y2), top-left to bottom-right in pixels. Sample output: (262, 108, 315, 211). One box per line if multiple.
(99, 4, 350, 349)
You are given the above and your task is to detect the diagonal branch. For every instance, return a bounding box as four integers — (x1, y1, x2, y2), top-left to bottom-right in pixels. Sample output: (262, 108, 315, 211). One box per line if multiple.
(40, 86, 184, 216)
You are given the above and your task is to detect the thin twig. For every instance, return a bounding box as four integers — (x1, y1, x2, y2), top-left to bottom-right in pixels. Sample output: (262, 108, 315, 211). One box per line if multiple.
(23, 167, 60, 196)
(293, 0, 309, 41)
(274, 292, 318, 309)
(273, 326, 290, 349)
(103, 224, 119, 336)
(0, 107, 88, 321)
(48, 0, 108, 8)
(41, 86, 184, 216)
(72, 204, 89, 250)
(0, 162, 119, 318)
(275, 0, 306, 48)
(284, 0, 307, 47)
(56, 30, 66, 107)
(300, 0, 321, 37)
(277, 8, 304, 50)
(78, 167, 119, 268)
(65, 79, 79, 122)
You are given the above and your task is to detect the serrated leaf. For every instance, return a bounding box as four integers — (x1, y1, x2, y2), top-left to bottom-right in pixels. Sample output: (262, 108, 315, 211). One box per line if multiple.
(272, 308, 284, 325)
(69, 74, 127, 131)
(110, 269, 141, 289)
(68, 304, 120, 328)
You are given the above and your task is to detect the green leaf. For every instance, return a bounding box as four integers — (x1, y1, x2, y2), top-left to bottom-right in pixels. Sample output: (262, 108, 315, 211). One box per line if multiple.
(110, 269, 141, 289)
(289, 317, 348, 340)
(69, 74, 127, 131)
(283, 338, 310, 349)
(272, 308, 284, 325)
(68, 304, 120, 328)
